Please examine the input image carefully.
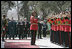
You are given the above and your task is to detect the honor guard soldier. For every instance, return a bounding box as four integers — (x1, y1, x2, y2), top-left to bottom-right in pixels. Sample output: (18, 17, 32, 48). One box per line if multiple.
(65, 11, 71, 48)
(58, 14, 62, 45)
(50, 17, 54, 42)
(61, 12, 67, 46)
(51, 17, 55, 43)
(64, 12, 71, 47)
(60, 16, 64, 46)
(48, 16, 54, 42)
(53, 16, 57, 43)
(55, 15, 60, 44)
(30, 11, 38, 45)
(68, 13, 71, 48)
(51, 16, 55, 43)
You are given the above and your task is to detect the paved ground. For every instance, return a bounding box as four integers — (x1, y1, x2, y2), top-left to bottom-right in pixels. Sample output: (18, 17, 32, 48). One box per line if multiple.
(1, 36, 68, 48)
(1, 41, 5, 48)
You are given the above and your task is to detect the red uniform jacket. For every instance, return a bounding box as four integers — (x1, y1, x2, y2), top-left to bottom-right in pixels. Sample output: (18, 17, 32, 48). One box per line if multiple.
(65, 25, 68, 32)
(51, 24, 54, 30)
(52, 25, 54, 31)
(54, 25, 57, 31)
(30, 16, 38, 30)
(69, 20, 71, 32)
(69, 26, 71, 32)
(69, 20, 71, 24)
(61, 25, 64, 31)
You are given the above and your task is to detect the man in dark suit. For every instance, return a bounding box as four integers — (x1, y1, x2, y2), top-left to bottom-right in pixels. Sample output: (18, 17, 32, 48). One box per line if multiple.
(43, 20, 48, 37)
(38, 20, 42, 39)
(17, 19, 24, 39)
(24, 18, 30, 39)
(8, 17, 16, 40)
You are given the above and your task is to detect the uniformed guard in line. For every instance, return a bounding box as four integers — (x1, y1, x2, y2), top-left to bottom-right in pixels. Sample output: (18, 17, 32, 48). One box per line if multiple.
(62, 12, 67, 46)
(53, 16, 57, 44)
(30, 11, 38, 45)
(51, 17, 54, 43)
(2, 15, 8, 42)
(65, 11, 71, 48)
(68, 13, 71, 48)
(64, 16, 70, 47)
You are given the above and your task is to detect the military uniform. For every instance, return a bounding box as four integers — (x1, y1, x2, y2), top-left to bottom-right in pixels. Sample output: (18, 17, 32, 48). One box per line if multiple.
(30, 16, 38, 45)
(50, 19, 54, 42)
(69, 18, 71, 48)
(53, 18, 57, 43)
(51, 19, 55, 43)
(60, 17, 65, 46)
(64, 17, 70, 47)
(58, 18, 62, 45)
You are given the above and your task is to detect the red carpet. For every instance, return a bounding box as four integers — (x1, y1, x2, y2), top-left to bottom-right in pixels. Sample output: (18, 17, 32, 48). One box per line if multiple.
(5, 42, 39, 48)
